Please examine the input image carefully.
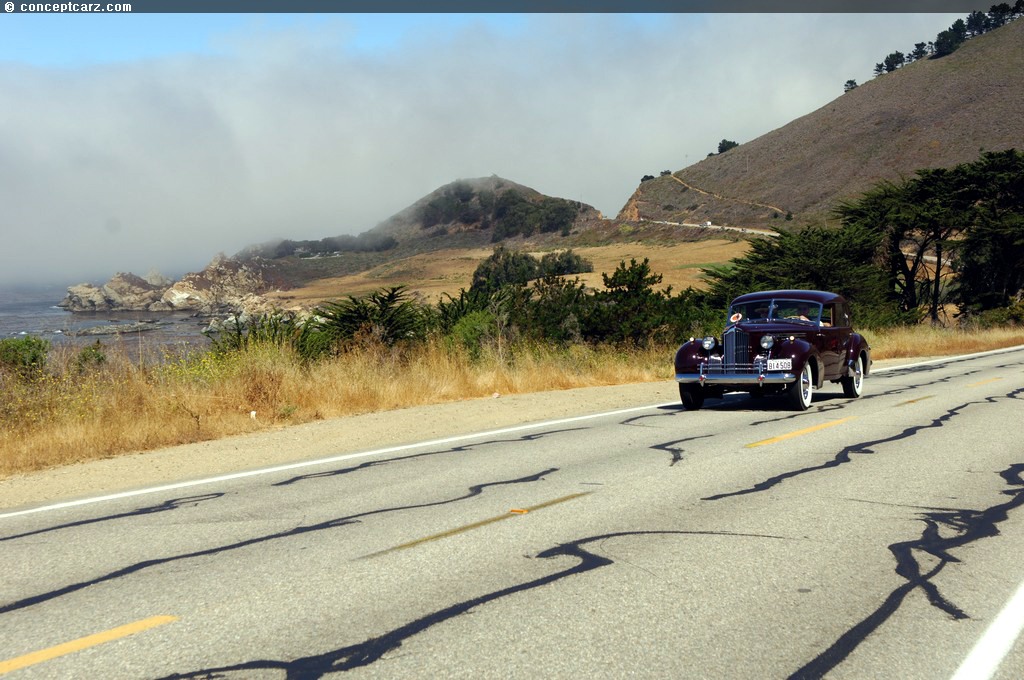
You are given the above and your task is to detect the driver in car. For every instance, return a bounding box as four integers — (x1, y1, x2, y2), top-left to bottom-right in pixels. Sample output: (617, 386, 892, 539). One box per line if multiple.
(795, 304, 818, 323)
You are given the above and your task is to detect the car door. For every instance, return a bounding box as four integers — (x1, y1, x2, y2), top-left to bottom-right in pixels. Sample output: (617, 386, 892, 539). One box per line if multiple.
(817, 304, 851, 379)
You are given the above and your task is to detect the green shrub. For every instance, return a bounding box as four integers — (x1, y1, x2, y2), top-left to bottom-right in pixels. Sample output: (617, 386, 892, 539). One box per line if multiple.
(206, 313, 306, 354)
(313, 286, 430, 351)
(0, 336, 50, 377)
(449, 310, 496, 359)
(538, 250, 593, 278)
(75, 341, 107, 372)
(969, 299, 1024, 328)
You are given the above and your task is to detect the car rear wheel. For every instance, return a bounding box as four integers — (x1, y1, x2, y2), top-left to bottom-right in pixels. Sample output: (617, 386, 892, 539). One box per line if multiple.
(679, 384, 704, 411)
(841, 354, 864, 398)
(787, 362, 813, 411)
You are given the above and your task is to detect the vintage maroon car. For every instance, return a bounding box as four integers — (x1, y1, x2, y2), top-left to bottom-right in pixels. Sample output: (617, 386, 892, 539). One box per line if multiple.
(674, 290, 871, 411)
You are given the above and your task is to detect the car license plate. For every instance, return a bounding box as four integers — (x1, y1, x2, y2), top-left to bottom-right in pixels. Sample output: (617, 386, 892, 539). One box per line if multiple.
(767, 359, 792, 371)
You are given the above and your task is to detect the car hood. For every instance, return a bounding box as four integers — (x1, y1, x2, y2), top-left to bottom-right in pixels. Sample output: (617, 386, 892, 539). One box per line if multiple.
(728, 321, 817, 336)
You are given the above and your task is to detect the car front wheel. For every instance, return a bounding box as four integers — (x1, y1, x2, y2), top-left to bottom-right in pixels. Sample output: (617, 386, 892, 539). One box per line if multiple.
(841, 355, 864, 398)
(787, 362, 814, 411)
(679, 383, 705, 411)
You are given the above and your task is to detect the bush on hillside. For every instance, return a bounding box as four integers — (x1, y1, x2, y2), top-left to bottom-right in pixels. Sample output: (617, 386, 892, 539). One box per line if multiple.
(471, 246, 591, 295)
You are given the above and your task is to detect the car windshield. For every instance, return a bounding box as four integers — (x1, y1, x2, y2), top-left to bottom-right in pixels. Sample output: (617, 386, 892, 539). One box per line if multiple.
(728, 299, 823, 325)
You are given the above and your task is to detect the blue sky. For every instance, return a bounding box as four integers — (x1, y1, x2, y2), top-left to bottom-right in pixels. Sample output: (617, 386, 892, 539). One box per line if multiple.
(0, 14, 586, 66)
(0, 13, 959, 286)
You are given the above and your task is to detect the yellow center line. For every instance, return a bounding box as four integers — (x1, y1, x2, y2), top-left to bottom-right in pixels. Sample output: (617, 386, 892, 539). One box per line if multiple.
(0, 615, 177, 675)
(968, 377, 1003, 387)
(360, 492, 592, 560)
(898, 395, 936, 406)
(745, 417, 855, 449)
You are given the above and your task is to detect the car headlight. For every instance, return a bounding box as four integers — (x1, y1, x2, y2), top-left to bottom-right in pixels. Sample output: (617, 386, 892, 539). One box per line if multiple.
(760, 335, 775, 350)
(702, 336, 717, 351)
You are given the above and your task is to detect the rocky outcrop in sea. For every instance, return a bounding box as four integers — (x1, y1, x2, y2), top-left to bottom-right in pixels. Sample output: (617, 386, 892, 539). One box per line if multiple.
(60, 254, 279, 316)
(61, 271, 169, 312)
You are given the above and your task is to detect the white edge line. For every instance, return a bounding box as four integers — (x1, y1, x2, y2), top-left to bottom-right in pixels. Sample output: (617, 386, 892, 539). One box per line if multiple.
(870, 344, 1024, 374)
(4, 343, 1022, 521)
(0, 401, 677, 520)
(950, 576, 1024, 680)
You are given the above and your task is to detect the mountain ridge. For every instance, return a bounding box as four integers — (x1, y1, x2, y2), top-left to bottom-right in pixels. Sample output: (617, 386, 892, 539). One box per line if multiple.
(620, 17, 1024, 229)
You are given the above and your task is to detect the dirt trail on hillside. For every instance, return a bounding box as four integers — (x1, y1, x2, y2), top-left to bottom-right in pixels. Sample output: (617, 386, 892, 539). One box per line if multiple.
(669, 175, 787, 215)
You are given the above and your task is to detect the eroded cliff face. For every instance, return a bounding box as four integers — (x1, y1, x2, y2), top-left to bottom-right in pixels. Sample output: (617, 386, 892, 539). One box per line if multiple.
(60, 255, 277, 315)
(159, 254, 274, 314)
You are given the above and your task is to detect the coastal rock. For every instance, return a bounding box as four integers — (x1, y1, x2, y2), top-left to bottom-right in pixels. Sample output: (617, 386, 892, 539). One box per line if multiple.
(104, 272, 169, 309)
(73, 320, 168, 336)
(160, 254, 273, 315)
(61, 257, 278, 316)
(61, 283, 110, 312)
(60, 272, 170, 312)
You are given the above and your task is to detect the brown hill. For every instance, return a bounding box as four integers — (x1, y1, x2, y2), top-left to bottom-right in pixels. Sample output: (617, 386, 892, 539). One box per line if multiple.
(619, 18, 1024, 229)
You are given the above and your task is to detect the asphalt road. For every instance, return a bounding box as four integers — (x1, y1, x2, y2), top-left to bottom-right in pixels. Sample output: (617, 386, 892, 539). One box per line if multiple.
(2, 347, 1024, 679)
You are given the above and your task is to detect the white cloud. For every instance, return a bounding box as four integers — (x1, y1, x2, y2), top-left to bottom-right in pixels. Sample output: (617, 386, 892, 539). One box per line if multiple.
(0, 13, 960, 286)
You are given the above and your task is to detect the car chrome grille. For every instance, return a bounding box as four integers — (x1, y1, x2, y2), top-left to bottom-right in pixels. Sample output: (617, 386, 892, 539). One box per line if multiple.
(723, 328, 750, 370)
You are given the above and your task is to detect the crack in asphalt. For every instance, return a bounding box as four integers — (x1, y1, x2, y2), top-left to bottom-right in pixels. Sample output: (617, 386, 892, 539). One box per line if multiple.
(155, 529, 792, 680)
(1, 430, 577, 542)
(859, 370, 963, 403)
(748, 402, 845, 426)
(648, 435, 715, 466)
(790, 463, 1024, 679)
(619, 413, 714, 465)
(272, 429, 584, 487)
(702, 388, 1021, 502)
(619, 409, 681, 427)
(0, 494, 224, 543)
(0, 469, 558, 615)
(703, 406, 967, 501)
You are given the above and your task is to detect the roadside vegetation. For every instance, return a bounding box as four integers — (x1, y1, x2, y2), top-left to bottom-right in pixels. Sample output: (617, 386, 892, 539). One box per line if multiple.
(2, 313, 1024, 477)
(2, 148, 1023, 478)
(0, 334, 672, 478)
(1, 320, 1022, 480)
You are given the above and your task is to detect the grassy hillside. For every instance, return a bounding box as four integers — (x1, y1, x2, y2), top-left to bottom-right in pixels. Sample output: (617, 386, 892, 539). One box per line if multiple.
(621, 19, 1024, 229)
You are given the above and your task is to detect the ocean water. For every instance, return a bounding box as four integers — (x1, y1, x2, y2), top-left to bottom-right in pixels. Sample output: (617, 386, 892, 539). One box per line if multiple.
(0, 288, 212, 352)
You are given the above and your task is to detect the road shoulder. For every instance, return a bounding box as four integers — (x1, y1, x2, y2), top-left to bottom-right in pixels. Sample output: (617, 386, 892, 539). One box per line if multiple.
(0, 381, 680, 512)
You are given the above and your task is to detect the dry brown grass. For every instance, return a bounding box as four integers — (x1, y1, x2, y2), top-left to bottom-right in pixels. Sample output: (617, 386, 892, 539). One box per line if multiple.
(0, 340, 670, 479)
(2, 325, 1020, 479)
(864, 325, 1024, 361)
(265, 241, 749, 307)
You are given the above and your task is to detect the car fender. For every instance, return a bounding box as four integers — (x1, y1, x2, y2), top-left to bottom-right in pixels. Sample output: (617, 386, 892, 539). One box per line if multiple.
(674, 339, 713, 374)
(775, 337, 822, 388)
(846, 333, 872, 376)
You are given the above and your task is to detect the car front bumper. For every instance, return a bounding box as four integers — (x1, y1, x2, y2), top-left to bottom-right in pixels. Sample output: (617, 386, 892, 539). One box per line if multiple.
(675, 370, 797, 385)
